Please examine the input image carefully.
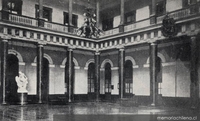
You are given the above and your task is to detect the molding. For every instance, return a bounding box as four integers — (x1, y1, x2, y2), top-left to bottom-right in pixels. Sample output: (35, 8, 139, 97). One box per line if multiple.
(74, 66, 81, 70)
(19, 62, 26, 66)
(146, 52, 166, 63)
(111, 67, 119, 70)
(100, 68, 105, 71)
(61, 57, 79, 67)
(100, 59, 114, 68)
(143, 64, 149, 68)
(60, 65, 65, 68)
(143, 61, 190, 68)
(33, 53, 54, 65)
(8, 49, 24, 62)
(133, 65, 139, 68)
(84, 59, 95, 70)
(31, 63, 37, 66)
(0, 22, 96, 42)
(59, 65, 80, 69)
(31, 63, 55, 68)
(49, 64, 56, 68)
(125, 56, 137, 65)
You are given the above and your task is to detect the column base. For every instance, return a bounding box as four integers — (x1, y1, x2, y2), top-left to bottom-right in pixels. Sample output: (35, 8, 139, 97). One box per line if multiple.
(151, 103, 155, 106)
(18, 93, 28, 105)
(2, 101, 8, 105)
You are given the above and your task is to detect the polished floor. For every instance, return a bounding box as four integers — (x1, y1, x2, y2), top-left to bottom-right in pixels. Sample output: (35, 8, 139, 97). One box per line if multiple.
(0, 102, 199, 121)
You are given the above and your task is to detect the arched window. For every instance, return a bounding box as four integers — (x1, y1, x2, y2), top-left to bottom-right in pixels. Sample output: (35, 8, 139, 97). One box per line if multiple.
(88, 63, 95, 93)
(42, 58, 49, 103)
(6, 54, 19, 104)
(156, 57, 162, 94)
(105, 63, 111, 93)
(124, 60, 133, 97)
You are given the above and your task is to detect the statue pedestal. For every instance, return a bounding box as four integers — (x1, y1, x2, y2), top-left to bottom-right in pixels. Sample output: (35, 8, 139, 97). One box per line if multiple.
(18, 93, 27, 105)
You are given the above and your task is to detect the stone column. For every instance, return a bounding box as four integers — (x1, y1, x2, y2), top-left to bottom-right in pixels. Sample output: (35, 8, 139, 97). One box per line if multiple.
(37, 44, 44, 103)
(150, 0, 157, 24)
(1, 40, 8, 105)
(96, 0, 100, 28)
(95, 51, 100, 101)
(190, 36, 199, 109)
(68, 0, 73, 32)
(150, 42, 158, 106)
(38, 0, 44, 27)
(118, 48, 125, 99)
(66, 48, 74, 103)
(119, 0, 125, 32)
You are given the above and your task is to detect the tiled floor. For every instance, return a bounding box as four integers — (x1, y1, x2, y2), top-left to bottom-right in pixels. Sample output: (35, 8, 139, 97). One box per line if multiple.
(0, 102, 199, 121)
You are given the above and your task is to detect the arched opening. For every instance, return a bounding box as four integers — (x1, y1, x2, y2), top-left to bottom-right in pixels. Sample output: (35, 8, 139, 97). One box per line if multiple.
(6, 54, 19, 104)
(42, 58, 49, 103)
(156, 57, 162, 95)
(124, 60, 133, 98)
(105, 63, 111, 100)
(87, 63, 95, 100)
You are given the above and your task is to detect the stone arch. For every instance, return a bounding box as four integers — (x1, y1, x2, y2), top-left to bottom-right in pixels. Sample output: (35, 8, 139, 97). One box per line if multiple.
(125, 56, 136, 65)
(8, 49, 24, 62)
(101, 59, 114, 68)
(61, 57, 79, 67)
(84, 59, 95, 69)
(146, 52, 166, 64)
(33, 53, 54, 64)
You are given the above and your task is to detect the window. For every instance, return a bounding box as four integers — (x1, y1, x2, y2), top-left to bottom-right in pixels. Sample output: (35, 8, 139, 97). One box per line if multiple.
(156, 0, 166, 16)
(35, 5, 52, 22)
(105, 63, 111, 93)
(63, 12, 78, 27)
(102, 18, 113, 31)
(124, 60, 133, 95)
(2, 0, 22, 14)
(125, 11, 136, 24)
(183, 0, 197, 7)
(156, 57, 162, 94)
(88, 63, 95, 93)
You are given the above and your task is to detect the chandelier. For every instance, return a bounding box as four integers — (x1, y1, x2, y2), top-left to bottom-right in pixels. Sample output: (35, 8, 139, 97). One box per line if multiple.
(76, 1, 103, 38)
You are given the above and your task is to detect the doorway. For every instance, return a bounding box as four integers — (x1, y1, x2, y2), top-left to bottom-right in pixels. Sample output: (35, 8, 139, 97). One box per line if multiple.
(87, 63, 95, 100)
(41, 58, 49, 103)
(6, 54, 19, 104)
(105, 63, 111, 100)
(156, 57, 162, 105)
(124, 60, 133, 98)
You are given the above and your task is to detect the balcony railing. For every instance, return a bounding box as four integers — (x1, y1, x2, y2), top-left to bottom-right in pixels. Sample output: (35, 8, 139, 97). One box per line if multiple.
(0, 3, 199, 38)
(124, 18, 151, 32)
(157, 4, 200, 24)
(0, 11, 77, 35)
(100, 27, 119, 37)
(1, 11, 38, 27)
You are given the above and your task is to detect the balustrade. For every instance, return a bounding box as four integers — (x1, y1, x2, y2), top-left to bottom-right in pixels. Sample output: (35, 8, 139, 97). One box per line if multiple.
(0, 3, 199, 39)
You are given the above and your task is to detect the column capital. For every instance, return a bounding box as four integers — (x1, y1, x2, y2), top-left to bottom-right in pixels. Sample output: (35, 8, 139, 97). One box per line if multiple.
(116, 45, 125, 50)
(150, 41, 157, 46)
(2, 39, 8, 43)
(38, 41, 46, 46)
(190, 36, 196, 41)
(68, 45, 76, 50)
(1, 35, 11, 40)
(37, 44, 44, 47)
(95, 51, 100, 55)
(68, 46, 76, 51)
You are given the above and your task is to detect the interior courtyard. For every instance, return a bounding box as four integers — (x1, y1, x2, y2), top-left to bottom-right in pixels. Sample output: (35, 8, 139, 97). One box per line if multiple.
(0, 0, 200, 120)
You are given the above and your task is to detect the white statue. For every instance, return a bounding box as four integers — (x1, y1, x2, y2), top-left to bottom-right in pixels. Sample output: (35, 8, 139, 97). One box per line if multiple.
(15, 71, 28, 93)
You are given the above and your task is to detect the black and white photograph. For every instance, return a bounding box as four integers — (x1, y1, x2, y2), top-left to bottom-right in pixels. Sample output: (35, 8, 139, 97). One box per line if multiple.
(0, 0, 200, 121)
